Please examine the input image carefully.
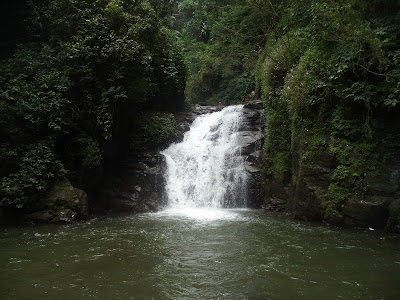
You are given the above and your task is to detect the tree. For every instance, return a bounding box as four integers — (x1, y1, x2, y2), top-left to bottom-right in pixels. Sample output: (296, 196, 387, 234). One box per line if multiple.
(0, 0, 185, 209)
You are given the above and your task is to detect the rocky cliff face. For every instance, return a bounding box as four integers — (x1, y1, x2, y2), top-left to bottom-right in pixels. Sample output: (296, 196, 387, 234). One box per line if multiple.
(262, 119, 400, 232)
(240, 101, 265, 208)
(93, 152, 167, 214)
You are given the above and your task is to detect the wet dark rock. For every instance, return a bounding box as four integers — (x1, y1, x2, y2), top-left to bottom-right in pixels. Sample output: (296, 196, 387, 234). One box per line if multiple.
(245, 161, 261, 174)
(324, 212, 345, 226)
(353, 157, 400, 231)
(365, 159, 400, 196)
(343, 196, 392, 228)
(262, 197, 287, 212)
(95, 152, 167, 214)
(193, 104, 222, 115)
(25, 211, 54, 223)
(25, 179, 88, 224)
(50, 209, 78, 224)
(386, 199, 400, 232)
(239, 103, 265, 208)
(243, 100, 263, 110)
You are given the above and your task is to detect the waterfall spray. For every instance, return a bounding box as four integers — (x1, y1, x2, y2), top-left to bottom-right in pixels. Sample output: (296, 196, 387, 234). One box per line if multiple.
(162, 105, 248, 209)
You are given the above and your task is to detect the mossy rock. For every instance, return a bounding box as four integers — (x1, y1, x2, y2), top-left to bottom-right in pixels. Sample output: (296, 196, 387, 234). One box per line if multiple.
(43, 179, 88, 217)
(26, 179, 88, 223)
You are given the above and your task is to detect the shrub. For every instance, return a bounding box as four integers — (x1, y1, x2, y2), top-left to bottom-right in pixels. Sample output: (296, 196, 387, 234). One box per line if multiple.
(0, 142, 67, 208)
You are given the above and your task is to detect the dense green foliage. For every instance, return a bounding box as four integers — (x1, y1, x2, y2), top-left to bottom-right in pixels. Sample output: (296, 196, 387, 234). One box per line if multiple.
(0, 0, 185, 208)
(131, 111, 178, 150)
(255, 0, 400, 222)
(1, 0, 399, 227)
(173, 0, 270, 104)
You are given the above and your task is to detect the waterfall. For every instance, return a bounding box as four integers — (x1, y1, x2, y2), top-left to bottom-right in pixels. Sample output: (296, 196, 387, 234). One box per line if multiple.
(162, 105, 248, 209)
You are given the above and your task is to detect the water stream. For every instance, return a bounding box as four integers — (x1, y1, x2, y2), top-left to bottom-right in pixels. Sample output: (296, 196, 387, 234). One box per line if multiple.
(162, 105, 248, 209)
(1, 106, 400, 299)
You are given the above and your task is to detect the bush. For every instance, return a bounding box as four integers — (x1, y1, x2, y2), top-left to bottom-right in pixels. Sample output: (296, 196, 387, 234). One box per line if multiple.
(131, 112, 177, 150)
(0, 0, 186, 209)
(0, 142, 67, 208)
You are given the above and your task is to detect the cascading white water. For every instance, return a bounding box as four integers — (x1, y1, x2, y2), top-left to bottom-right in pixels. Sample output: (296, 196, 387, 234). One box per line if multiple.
(162, 105, 248, 209)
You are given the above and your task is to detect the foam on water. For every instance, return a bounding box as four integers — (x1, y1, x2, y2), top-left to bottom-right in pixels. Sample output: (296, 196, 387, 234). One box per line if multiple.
(156, 207, 250, 222)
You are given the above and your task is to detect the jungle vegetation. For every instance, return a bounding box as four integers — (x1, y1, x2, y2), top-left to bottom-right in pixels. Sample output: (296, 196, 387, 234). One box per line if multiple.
(1, 0, 399, 220)
(0, 0, 185, 209)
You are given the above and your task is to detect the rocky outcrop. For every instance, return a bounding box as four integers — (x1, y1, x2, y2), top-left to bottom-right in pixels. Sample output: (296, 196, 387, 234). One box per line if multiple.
(343, 196, 391, 228)
(292, 153, 337, 221)
(25, 179, 88, 224)
(263, 131, 400, 231)
(93, 152, 167, 214)
(334, 156, 400, 230)
(354, 157, 400, 231)
(240, 101, 265, 208)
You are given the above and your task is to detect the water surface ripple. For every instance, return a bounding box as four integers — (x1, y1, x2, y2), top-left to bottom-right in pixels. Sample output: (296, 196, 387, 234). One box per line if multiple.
(1, 209, 399, 299)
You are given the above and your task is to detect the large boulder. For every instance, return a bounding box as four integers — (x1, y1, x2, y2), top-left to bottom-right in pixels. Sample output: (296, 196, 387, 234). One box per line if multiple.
(25, 179, 88, 224)
(348, 157, 400, 230)
(96, 152, 167, 213)
(343, 196, 392, 228)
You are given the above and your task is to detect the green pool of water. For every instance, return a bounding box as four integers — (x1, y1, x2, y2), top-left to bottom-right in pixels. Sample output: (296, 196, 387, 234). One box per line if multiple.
(1, 209, 399, 299)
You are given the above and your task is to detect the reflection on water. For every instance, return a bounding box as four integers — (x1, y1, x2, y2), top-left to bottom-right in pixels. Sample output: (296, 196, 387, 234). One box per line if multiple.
(1, 209, 400, 299)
